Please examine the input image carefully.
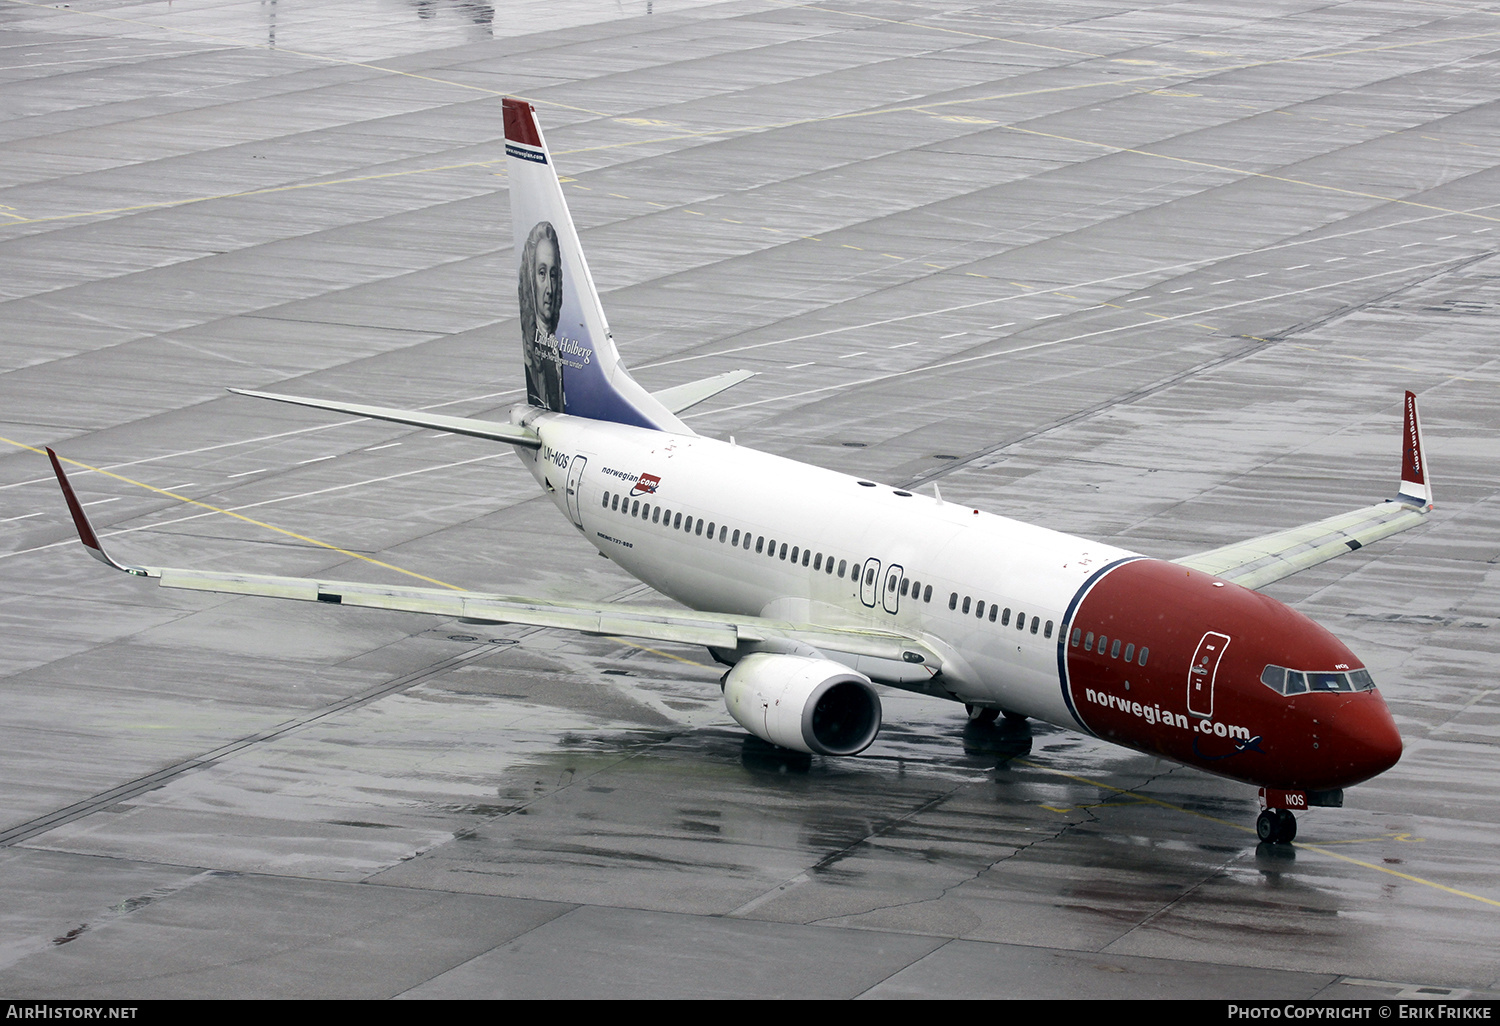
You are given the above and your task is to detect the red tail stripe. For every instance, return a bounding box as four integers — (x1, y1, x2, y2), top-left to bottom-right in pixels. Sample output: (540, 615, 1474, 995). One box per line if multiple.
(503, 98, 542, 147)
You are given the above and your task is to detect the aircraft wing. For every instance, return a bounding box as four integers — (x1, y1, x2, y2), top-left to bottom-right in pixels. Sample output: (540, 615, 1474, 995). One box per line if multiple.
(45, 449, 942, 670)
(1174, 391, 1433, 590)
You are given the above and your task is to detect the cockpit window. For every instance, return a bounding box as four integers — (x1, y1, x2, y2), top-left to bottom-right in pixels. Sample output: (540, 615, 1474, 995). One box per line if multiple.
(1260, 665, 1375, 695)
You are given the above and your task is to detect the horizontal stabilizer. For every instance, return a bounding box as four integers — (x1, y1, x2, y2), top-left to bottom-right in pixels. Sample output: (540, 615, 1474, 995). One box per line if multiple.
(228, 389, 541, 449)
(651, 370, 755, 414)
(1176, 391, 1433, 589)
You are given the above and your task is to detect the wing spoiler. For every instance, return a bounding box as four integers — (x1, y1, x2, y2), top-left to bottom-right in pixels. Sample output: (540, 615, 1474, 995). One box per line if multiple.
(1175, 391, 1433, 590)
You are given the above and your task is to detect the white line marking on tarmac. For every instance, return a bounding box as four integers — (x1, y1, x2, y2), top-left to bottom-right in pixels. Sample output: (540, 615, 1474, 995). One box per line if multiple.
(3, 456, 503, 563)
(695, 257, 1463, 419)
(647, 204, 1500, 375)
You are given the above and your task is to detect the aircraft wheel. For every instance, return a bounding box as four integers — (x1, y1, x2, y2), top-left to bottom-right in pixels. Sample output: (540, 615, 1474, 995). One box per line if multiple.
(1257, 809, 1298, 843)
(966, 704, 1000, 725)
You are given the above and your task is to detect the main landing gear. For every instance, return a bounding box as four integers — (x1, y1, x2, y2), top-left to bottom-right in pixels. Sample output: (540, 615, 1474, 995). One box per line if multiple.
(965, 704, 1027, 725)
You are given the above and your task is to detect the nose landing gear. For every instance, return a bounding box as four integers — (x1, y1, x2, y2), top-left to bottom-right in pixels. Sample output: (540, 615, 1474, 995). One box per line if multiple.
(1257, 787, 1308, 844)
(1256, 808, 1297, 843)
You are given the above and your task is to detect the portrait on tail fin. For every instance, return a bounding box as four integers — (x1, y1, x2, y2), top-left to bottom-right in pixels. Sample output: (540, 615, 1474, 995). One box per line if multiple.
(519, 219, 564, 411)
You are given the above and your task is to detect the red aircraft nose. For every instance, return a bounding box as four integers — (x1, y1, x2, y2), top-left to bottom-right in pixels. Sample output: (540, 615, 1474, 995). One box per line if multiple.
(1322, 691, 1403, 788)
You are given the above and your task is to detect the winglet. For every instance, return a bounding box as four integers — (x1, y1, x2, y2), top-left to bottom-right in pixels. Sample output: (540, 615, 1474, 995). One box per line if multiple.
(45, 449, 151, 576)
(1396, 390, 1433, 509)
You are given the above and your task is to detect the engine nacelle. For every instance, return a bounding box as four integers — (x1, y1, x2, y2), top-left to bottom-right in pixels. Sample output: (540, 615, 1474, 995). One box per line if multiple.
(722, 653, 882, 756)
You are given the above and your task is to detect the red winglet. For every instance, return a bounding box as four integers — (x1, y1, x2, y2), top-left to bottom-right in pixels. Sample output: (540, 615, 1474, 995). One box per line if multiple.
(46, 448, 143, 574)
(46, 448, 105, 555)
(1397, 390, 1432, 508)
(502, 97, 542, 148)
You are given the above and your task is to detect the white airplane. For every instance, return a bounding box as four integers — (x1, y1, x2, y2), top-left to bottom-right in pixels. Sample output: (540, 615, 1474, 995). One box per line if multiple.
(49, 98, 1432, 845)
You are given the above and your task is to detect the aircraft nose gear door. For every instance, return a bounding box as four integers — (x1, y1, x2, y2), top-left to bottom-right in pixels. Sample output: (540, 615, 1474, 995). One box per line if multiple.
(564, 455, 588, 529)
(859, 559, 881, 608)
(1188, 631, 1230, 719)
(882, 564, 904, 614)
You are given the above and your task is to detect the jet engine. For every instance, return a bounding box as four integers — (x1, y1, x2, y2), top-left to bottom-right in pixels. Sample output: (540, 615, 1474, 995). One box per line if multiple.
(721, 653, 882, 756)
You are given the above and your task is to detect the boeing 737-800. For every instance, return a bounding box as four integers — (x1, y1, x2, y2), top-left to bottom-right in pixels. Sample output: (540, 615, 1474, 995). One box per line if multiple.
(48, 98, 1430, 845)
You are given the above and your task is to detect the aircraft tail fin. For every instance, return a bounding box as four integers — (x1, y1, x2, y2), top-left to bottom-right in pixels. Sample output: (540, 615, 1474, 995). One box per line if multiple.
(504, 98, 687, 432)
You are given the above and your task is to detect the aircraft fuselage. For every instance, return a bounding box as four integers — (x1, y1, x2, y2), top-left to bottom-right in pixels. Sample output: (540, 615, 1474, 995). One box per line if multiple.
(518, 408, 1403, 793)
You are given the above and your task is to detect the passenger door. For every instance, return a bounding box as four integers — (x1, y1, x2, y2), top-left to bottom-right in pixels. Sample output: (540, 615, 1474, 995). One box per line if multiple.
(1188, 631, 1230, 718)
(564, 455, 589, 529)
(859, 559, 881, 608)
(882, 563, 904, 614)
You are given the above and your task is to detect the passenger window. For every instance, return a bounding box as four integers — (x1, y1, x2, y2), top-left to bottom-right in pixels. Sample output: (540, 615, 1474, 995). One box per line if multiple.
(652, 507, 661, 524)
(962, 597, 971, 614)
(1097, 634, 1107, 652)
(814, 554, 822, 571)
(1031, 617, 1040, 635)
(673, 513, 682, 530)
(975, 600, 984, 618)
(864, 564, 874, 584)
(791, 546, 799, 563)
(706, 521, 714, 537)
(696, 520, 705, 537)
(720, 526, 728, 543)
(612, 495, 620, 512)
(780, 543, 788, 560)
(802, 549, 810, 567)
(1070, 627, 1080, 647)
(889, 574, 899, 593)
(744, 533, 752, 550)
(923, 585, 932, 603)
(1123, 643, 1134, 662)
(989, 605, 998, 623)
(602, 492, 610, 508)
(767, 539, 776, 556)
(732, 529, 740, 546)
(631, 500, 640, 517)
(755, 536, 764, 553)
(826, 558, 834, 575)
(1002, 608, 1011, 626)
(1044, 621, 1053, 639)
(838, 560, 846, 577)
(1017, 613, 1027, 632)
(1138, 647, 1148, 666)
(900, 578, 910, 597)
(1109, 638, 1120, 657)
(949, 592, 958, 611)
(1084, 632, 1093, 651)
